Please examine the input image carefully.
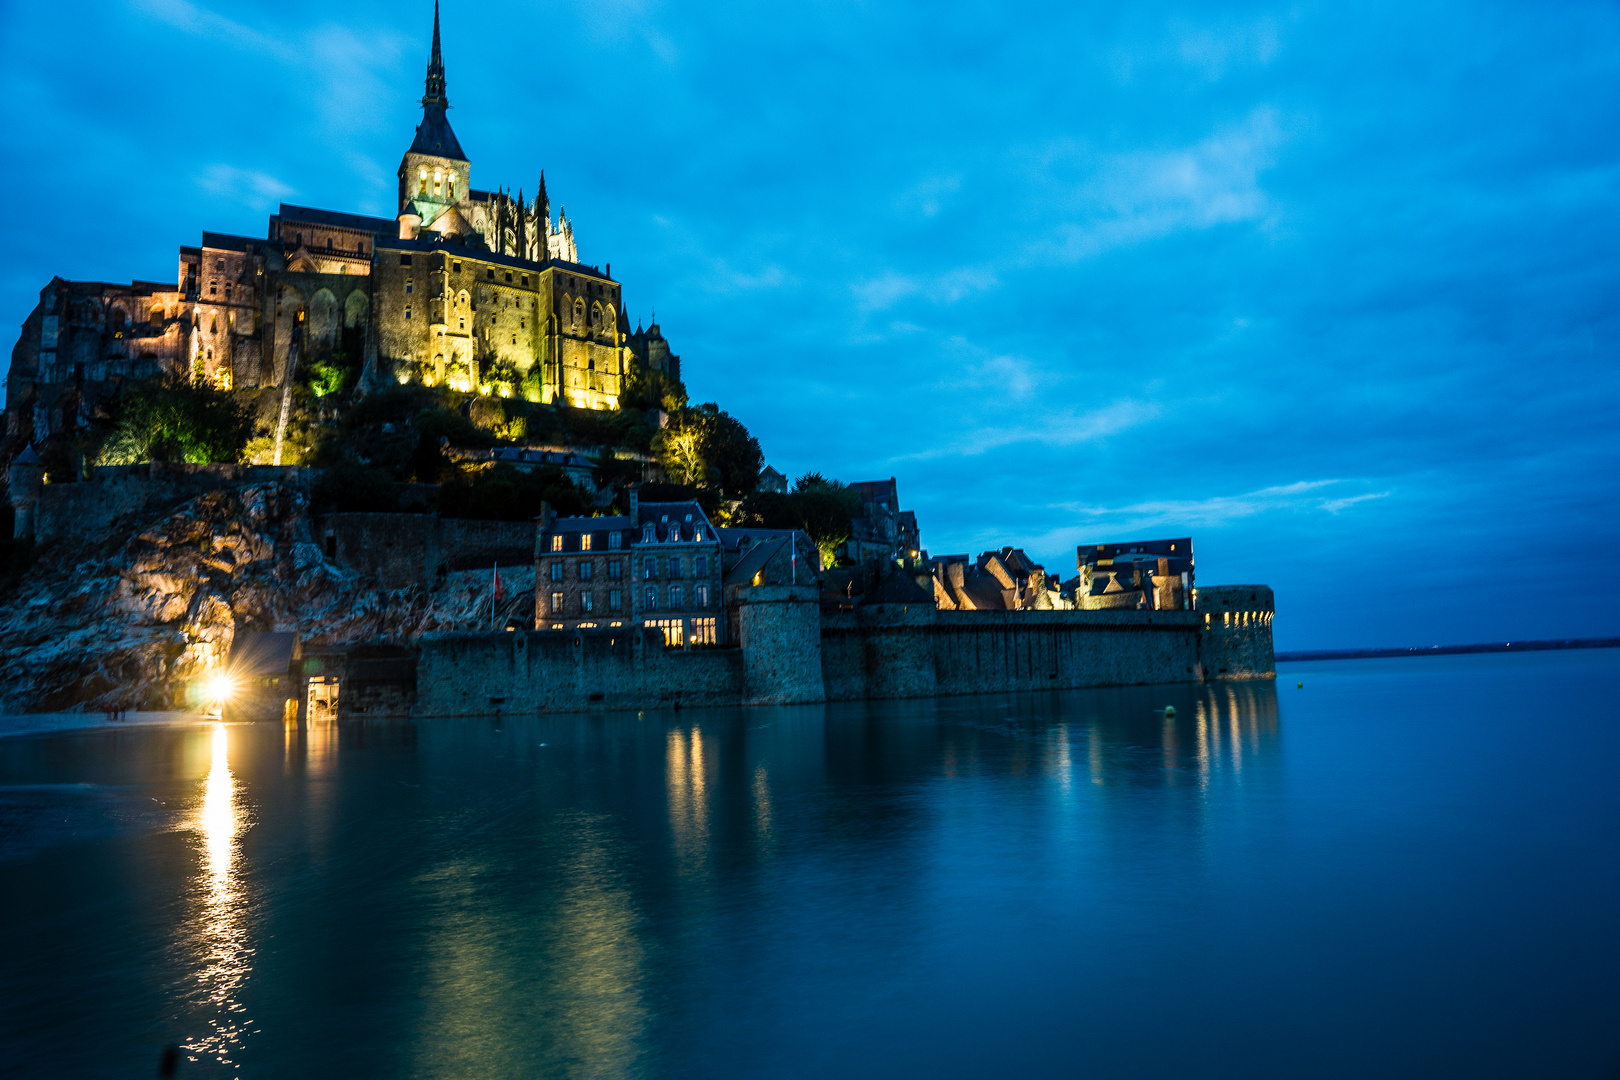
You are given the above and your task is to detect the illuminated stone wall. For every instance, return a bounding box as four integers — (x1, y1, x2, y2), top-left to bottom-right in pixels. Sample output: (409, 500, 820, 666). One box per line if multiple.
(736, 585, 823, 704)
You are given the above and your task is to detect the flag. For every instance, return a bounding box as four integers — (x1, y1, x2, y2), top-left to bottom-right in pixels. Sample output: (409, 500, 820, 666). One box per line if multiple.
(493, 562, 504, 602)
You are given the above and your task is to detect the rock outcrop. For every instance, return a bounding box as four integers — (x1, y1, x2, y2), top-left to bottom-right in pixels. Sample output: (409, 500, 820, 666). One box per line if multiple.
(0, 481, 533, 713)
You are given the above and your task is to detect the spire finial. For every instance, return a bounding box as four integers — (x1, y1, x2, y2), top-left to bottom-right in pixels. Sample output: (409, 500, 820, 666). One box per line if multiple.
(423, 2, 448, 108)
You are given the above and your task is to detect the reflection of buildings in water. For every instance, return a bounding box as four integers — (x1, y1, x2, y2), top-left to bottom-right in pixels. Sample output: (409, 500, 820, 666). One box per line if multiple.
(1191, 682, 1279, 790)
(184, 723, 255, 1070)
(305, 718, 339, 778)
(413, 819, 649, 1076)
(753, 763, 773, 848)
(666, 726, 710, 872)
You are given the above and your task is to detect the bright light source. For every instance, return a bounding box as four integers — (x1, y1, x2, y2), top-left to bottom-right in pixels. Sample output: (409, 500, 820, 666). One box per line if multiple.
(206, 673, 235, 705)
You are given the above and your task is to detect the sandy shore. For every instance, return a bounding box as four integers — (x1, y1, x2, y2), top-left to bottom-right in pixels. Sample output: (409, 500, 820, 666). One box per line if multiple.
(0, 710, 213, 739)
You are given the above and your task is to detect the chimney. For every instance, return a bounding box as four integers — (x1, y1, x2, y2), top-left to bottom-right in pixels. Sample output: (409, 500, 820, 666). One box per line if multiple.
(534, 501, 555, 558)
(627, 484, 639, 526)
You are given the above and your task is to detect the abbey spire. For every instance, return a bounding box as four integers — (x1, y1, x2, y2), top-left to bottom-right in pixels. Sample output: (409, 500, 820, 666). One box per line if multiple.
(407, 2, 465, 161)
(423, 1, 447, 108)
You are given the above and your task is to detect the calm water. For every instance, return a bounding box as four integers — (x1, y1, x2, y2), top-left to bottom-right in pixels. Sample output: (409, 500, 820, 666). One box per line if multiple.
(2, 650, 1618, 1078)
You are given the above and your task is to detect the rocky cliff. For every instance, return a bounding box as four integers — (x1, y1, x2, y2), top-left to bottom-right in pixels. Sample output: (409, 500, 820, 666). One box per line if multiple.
(0, 481, 532, 713)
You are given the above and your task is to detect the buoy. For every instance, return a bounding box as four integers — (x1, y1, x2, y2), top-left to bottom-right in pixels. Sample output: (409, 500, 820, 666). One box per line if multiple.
(1164, 706, 1177, 718)
(1297, 682, 1303, 689)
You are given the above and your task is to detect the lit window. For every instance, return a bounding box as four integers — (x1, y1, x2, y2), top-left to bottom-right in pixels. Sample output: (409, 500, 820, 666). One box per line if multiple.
(691, 617, 717, 645)
(580, 533, 592, 552)
(642, 524, 654, 543)
(694, 528, 704, 542)
(551, 592, 563, 613)
(695, 584, 709, 608)
(551, 535, 563, 552)
(582, 592, 594, 613)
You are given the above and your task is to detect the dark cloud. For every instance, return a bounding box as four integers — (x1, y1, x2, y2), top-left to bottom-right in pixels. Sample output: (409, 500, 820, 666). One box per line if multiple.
(4, 0, 1617, 648)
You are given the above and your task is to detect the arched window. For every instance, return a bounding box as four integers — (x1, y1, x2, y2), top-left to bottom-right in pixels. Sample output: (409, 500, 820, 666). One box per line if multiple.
(448, 173, 457, 198)
(149, 307, 163, 326)
(573, 297, 585, 329)
(418, 167, 427, 196)
(642, 523, 655, 543)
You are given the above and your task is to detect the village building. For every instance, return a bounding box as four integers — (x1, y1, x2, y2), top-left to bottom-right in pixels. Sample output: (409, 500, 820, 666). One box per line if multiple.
(534, 488, 724, 646)
(1073, 538, 1195, 611)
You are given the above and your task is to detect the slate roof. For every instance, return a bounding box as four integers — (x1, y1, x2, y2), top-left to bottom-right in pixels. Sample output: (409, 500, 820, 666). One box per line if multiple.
(200, 232, 264, 253)
(723, 537, 789, 586)
(634, 501, 716, 544)
(489, 447, 595, 471)
(274, 204, 397, 235)
(410, 103, 467, 160)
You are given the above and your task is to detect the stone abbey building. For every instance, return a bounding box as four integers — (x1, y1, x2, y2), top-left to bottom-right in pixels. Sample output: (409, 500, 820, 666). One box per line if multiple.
(3, 5, 680, 448)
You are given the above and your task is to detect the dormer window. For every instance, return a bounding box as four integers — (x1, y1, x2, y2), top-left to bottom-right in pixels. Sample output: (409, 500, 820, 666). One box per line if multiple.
(609, 532, 622, 550)
(684, 514, 693, 523)
(642, 524, 655, 543)
(580, 534, 592, 552)
(551, 535, 563, 552)
(695, 529, 705, 542)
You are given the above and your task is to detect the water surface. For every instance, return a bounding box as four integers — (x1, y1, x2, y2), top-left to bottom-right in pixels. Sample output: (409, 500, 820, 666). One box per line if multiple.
(2, 650, 1618, 1077)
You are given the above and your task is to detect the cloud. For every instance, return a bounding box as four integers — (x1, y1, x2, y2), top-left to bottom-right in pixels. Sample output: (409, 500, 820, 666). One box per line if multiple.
(896, 398, 1162, 461)
(1032, 107, 1285, 263)
(196, 165, 294, 211)
(851, 265, 999, 311)
(133, 0, 294, 61)
(1052, 480, 1392, 533)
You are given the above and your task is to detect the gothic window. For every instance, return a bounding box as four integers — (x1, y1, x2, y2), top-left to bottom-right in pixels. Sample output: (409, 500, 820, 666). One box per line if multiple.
(448, 173, 457, 198)
(418, 167, 427, 195)
(210, 318, 217, 334)
(149, 308, 163, 326)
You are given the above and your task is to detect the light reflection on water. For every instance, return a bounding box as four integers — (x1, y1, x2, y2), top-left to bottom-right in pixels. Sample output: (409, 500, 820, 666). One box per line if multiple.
(184, 723, 254, 1071)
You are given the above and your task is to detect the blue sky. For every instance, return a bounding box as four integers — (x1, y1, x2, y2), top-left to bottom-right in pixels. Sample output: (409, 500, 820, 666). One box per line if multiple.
(4, 0, 1618, 649)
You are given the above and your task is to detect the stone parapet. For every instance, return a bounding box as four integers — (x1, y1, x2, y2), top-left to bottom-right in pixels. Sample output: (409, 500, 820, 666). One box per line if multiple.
(736, 584, 822, 705)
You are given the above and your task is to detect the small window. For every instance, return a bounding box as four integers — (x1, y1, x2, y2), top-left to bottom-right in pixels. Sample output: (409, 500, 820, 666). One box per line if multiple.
(685, 514, 693, 523)
(551, 592, 563, 614)
(405, 280, 413, 294)
(550, 562, 563, 582)
(487, 269, 494, 279)
(669, 557, 683, 580)
(551, 534, 564, 552)
(209, 283, 217, 295)
(405, 307, 412, 320)
(580, 534, 593, 552)
(400, 255, 413, 267)
(609, 589, 621, 611)
(696, 584, 709, 609)
(644, 586, 657, 611)
(521, 275, 529, 286)
(580, 562, 593, 582)
(670, 585, 683, 610)
(215, 260, 224, 270)
(454, 261, 462, 273)
(581, 592, 594, 613)
(609, 532, 622, 550)
(694, 528, 705, 543)
(608, 560, 622, 580)
(642, 524, 655, 543)
(694, 556, 707, 577)
(642, 559, 654, 581)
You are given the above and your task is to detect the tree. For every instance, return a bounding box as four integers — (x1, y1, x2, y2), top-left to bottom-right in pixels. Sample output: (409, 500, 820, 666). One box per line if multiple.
(654, 403, 762, 494)
(438, 463, 593, 521)
(96, 373, 254, 465)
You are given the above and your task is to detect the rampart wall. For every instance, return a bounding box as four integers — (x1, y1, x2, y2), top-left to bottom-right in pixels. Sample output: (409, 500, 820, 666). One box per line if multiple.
(33, 463, 310, 543)
(413, 599, 1273, 716)
(314, 513, 534, 588)
(1194, 585, 1276, 681)
(415, 626, 743, 716)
